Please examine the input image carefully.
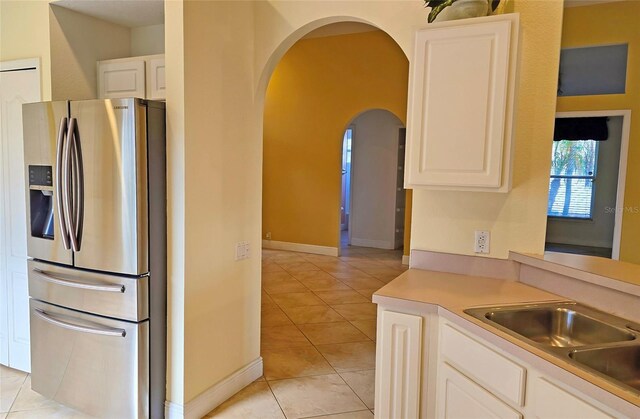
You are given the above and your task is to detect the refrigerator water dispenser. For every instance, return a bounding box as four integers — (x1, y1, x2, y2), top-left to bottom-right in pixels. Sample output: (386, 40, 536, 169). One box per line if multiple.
(28, 165, 54, 239)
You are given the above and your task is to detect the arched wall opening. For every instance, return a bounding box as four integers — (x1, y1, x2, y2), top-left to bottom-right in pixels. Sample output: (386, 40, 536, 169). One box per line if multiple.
(261, 21, 411, 256)
(341, 109, 408, 252)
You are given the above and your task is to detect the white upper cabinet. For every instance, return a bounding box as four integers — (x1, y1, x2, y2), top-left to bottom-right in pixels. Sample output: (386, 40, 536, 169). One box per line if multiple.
(147, 57, 166, 100)
(97, 54, 165, 100)
(98, 59, 146, 99)
(405, 14, 519, 192)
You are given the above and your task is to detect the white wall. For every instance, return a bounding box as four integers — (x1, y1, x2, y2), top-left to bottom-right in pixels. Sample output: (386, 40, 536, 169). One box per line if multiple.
(350, 110, 403, 249)
(49, 5, 131, 100)
(546, 116, 623, 248)
(131, 24, 165, 56)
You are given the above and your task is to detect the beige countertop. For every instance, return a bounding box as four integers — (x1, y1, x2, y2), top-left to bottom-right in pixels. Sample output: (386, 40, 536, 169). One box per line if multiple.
(512, 251, 640, 292)
(373, 268, 640, 410)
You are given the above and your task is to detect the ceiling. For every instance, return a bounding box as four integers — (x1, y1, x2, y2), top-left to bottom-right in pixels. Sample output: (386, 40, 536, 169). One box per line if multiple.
(47, 0, 624, 31)
(52, 0, 164, 28)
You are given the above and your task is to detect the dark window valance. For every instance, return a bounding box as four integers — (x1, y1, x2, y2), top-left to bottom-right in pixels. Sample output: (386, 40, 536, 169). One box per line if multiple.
(553, 117, 609, 141)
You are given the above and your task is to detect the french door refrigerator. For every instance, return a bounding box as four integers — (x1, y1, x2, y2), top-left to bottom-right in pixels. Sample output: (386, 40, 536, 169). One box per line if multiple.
(22, 98, 166, 419)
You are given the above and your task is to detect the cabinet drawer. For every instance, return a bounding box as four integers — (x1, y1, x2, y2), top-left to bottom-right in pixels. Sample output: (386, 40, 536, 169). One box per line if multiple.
(441, 323, 526, 406)
(28, 260, 148, 321)
(438, 363, 522, 419)
(533, 378, 615, 419)
(29, 300, 149, 418)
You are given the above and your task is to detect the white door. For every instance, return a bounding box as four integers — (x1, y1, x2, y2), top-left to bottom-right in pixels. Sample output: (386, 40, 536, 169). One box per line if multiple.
(0, 58, 41, 372)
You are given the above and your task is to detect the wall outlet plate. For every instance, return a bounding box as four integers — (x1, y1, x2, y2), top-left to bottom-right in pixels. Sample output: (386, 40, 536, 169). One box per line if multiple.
(474, 231, 490, 254)
(236, 241, 250, 260)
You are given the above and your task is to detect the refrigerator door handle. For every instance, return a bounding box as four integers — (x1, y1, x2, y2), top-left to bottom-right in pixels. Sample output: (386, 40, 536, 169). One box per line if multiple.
(70, 118, 84, 250)
(55, 117, 71, 250)
(32, 268, 125, 293)
(63, 118, 83, 252)
(34, 308, 126, 337)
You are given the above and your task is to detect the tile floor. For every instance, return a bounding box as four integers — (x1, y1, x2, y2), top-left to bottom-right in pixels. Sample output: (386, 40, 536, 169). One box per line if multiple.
(0, 365, 92, 418)
(0, 245, 406, 419)
(206, 246, 407, 419)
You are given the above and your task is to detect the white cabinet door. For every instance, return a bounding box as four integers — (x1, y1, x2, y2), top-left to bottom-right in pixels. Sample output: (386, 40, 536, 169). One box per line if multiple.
(97, 59, 146, 99)
(437, 363, 522, 419)
(0, 59, 41, 372)
(375, 310, 422, 419)
(405, 14, 519, 192)
(147, 57, 166, 100)
(532, 377, 616, 419)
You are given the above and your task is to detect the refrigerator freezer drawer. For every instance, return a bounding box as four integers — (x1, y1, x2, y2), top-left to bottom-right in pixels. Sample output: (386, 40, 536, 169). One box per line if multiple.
(28, 260, 148, 321)
(30, 300, 149, 418)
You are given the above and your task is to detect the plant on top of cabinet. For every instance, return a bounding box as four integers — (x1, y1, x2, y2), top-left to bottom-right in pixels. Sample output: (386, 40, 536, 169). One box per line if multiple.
(424, 0, 502, 23)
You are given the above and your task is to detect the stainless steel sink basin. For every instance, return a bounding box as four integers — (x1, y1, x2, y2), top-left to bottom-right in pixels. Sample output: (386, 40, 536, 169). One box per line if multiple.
(484, 306, 635, 347)
(465, 302, 636, 348)
(570, 346, 640, 393)
(464, 302, 640, 396)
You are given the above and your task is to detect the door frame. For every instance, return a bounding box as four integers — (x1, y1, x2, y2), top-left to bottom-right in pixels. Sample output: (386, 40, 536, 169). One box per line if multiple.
(0, 57, 41, 371)
(0, 58, 41, 75)
(554, 110, 631, 260)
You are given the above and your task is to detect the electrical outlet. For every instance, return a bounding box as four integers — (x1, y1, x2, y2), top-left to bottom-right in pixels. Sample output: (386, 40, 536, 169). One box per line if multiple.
(266, 232, 272, 240)
(474, 231, 490, 254)
(235, 241, 250, 260)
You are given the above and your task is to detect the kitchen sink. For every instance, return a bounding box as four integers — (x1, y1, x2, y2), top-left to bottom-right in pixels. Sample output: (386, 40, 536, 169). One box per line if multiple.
(464, 302, 640, 396)
(484, 306, 635, 347)
(570, 346, 640, 392)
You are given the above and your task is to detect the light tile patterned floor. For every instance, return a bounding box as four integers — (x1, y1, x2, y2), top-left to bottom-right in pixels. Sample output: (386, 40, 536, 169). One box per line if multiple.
(0, 365, 92, 418)
(206, 246, 407, 419)
(0, 245, 406, 419)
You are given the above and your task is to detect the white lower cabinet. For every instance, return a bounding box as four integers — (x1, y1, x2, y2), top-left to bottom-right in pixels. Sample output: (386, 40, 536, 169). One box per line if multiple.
(436, 319, 625, 419)
(437, 363, 522, 419)
(375, 310, 423, 419)
(532, 377, 615, 419)
(375, 306, 631, 419)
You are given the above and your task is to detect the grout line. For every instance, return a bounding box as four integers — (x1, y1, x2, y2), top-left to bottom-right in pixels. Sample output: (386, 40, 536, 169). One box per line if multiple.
(259, 248, 396, 417)
(337, 370, 375, 411)
(6, 373, 28, 414)
(263, 377, 289, 419)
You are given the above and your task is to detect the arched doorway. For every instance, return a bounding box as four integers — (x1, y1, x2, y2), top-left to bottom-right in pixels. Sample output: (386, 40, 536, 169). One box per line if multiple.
(232, 20, 411, 419)
(261, 23, 411, 257)
(341, 109, 407, 254)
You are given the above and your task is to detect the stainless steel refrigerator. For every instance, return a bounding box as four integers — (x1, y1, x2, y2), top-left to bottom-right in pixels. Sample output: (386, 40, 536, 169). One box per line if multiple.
(22, 98, 166, 418)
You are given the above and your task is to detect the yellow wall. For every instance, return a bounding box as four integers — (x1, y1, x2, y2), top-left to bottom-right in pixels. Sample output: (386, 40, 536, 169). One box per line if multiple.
(263, 30, 409, 250)
(410, 0, 564, 259)
(557, 1, 640, 264)
(181, 0, 262, 402)
(1, 0, 566, 409)
(0, 0, 52, 100)
(49, 5, 131, 100)
(164, 0, 564, 407)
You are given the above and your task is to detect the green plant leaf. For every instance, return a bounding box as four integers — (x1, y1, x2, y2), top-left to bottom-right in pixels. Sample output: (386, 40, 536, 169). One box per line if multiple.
(427, 0, 457, 23)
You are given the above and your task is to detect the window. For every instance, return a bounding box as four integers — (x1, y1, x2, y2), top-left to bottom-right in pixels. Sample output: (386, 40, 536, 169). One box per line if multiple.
(548, 140, 598, 219)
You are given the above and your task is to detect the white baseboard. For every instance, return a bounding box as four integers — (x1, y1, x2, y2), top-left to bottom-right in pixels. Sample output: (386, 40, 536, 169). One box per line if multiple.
(350, 237, 394, 250)
(165, 357, 263, 419)
(402, 255, 410, 266)
(262, 240, 338, 256)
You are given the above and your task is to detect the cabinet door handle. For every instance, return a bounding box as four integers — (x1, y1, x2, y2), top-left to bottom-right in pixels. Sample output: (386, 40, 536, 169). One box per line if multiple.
(32, 268, 125, 293)
(34, 309, 126, 337)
